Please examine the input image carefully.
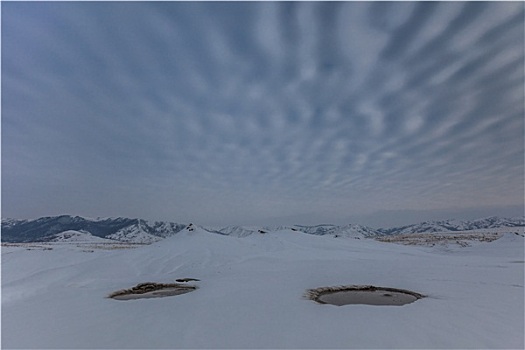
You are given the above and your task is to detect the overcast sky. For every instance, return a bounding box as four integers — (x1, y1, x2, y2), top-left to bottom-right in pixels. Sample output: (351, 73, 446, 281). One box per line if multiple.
(2, 2, 524, 228)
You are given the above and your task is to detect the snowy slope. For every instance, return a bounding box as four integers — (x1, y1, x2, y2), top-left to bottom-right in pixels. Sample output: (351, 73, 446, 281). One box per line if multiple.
(42, 230, 117, 243)
(2, 228, 523, 349)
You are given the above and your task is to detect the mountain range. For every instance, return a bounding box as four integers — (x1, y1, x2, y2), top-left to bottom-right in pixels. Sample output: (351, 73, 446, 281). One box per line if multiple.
(1, 215, 523, 244)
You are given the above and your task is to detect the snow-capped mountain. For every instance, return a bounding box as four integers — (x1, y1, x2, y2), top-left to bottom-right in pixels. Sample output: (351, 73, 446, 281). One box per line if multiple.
(289, 224, 340, 236)
(0, 218, 27, 229)
(455, 216, 525, 230)
(203, 224, 379, 239)
(105, 220, 188, 244)
(106, 225, 162, 244)
(379, 220, 460, 235)
(380, 216, 525, 235)
(289, 224, 380, 238)
(2, 215, 523, 243)
(0, 215, 187, 243)
(331, 224, 381, 238)
(206, 226, 263, 238)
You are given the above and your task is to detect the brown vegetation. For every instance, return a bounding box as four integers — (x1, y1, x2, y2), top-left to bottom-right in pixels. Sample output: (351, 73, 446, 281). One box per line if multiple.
(376, 232, 502, 247)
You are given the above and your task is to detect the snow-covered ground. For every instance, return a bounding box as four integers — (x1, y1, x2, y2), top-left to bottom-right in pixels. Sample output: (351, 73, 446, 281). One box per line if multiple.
(2, 227, 523, 349)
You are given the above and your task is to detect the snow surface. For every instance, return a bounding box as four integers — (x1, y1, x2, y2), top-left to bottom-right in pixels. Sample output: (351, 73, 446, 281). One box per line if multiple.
(2, 228, 523, 349)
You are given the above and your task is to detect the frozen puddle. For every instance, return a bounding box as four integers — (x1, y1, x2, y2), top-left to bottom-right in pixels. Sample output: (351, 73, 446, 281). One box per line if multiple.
(108, 282, 197, 301)
(306, 285, 424, 306)
(318, 289, 419, 306)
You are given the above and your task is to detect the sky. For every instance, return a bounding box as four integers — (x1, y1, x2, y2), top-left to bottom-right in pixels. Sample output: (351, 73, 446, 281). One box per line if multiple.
(2, 1, 524, 228)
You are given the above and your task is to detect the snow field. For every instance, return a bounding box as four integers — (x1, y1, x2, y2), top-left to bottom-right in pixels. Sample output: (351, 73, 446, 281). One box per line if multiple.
(2, 229, 523, 348)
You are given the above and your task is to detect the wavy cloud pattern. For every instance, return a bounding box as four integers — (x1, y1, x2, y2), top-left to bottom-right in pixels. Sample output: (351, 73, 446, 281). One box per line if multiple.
(3, 2, 524, 225)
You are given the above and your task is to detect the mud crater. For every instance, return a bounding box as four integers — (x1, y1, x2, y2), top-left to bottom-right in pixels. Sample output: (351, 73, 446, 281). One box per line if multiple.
(306, 285, 424, 306)
(109, 281, 198, 300)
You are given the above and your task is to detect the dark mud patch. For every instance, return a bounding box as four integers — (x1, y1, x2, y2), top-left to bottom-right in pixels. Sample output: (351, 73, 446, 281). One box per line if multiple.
(109, 282, 198, 300)
(176, 278, 200, 282)
(306, 285, 424, 306)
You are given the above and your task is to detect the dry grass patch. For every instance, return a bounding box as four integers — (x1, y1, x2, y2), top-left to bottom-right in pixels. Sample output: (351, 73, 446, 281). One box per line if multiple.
(376, 232, 502, 247)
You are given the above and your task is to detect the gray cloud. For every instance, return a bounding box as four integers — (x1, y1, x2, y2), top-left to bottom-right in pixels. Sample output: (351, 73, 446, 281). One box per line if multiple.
(2, 2, 523, 226)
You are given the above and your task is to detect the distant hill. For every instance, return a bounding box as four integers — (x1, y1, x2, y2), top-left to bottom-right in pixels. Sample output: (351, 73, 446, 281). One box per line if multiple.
(40, 230, 116, 243)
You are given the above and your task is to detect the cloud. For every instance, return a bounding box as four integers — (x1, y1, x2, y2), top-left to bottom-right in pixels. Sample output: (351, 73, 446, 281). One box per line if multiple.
(2, 2, 523, 225)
